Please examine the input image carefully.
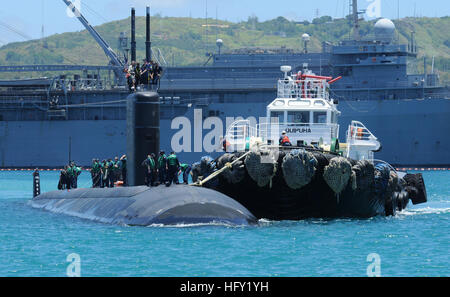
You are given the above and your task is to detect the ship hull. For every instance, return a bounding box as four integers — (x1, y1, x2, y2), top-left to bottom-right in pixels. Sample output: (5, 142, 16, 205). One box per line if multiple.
(1, 98, 449, 167)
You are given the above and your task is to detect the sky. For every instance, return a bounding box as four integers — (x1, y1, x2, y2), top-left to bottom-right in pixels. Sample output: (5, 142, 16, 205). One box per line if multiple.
(0, 0, 449, 45)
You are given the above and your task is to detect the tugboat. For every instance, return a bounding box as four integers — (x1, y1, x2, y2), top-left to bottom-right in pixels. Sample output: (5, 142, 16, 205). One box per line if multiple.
(191, 65, 427, 220)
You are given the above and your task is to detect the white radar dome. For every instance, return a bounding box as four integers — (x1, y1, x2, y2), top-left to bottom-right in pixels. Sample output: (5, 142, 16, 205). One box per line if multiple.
(374, 18, 395, 41)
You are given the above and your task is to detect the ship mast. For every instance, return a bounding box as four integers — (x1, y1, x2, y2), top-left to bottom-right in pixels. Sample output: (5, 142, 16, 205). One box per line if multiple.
(351, 0, 360, 41)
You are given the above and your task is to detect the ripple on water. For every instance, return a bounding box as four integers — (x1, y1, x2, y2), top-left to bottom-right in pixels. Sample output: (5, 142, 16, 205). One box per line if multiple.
(0, 170, 448, 276)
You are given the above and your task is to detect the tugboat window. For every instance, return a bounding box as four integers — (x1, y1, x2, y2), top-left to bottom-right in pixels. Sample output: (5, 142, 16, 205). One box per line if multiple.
(270, 111, 284, 123)
(288, 111, 309, 124)
(313, 112, 327, 123)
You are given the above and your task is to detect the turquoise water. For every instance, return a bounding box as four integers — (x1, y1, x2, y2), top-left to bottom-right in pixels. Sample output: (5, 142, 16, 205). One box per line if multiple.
(0, 170, 448, 277)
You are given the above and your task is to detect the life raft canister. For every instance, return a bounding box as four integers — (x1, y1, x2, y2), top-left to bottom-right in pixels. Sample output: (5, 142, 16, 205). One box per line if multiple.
(350, 127, 364, 140)
(357, 128, 364, 139)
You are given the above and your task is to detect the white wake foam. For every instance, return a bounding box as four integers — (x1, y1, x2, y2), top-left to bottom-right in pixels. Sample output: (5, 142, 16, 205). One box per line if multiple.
(397, 207, 450, 216)
(146, 221, 247, 228)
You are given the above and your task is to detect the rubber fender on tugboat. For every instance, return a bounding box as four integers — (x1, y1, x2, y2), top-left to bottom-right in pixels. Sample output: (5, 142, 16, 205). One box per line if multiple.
(191, 156, 216, 185)
(281, 149, 317, 190)
(385, 192, 398, 216)
(244, 151, 277, 187)
(387, 171, 399, 198)
(397, 190, 409, 211)
(403, 173, 427, 205)
(323, 157, 352, 194)
(351, 160, 375, 191)
(216, 153, 246, 184)
(374, 163, 390, 196)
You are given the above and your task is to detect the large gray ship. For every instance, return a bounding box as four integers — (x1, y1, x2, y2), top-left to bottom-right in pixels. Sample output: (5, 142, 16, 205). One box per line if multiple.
(0, 0, 449, 168)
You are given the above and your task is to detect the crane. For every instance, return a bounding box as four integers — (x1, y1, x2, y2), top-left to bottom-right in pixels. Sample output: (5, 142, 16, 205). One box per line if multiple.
(62, 0, 125, 84)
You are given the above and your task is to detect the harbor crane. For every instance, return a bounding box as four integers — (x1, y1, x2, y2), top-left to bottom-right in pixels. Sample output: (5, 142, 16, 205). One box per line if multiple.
(61, 0, 125, 84)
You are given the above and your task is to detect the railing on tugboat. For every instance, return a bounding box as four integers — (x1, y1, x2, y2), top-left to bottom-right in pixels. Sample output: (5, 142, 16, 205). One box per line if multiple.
(225, 120, 340, 150)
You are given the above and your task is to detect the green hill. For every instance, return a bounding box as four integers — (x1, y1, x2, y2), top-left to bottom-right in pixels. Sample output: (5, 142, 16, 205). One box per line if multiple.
(0, 15, 449, 82)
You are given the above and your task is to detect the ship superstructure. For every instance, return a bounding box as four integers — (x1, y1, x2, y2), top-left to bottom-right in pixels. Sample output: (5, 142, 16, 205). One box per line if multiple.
(225, 65, 381, 161)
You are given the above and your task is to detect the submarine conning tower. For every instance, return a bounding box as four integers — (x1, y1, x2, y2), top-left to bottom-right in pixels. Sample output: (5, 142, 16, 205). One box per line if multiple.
(127, 92, 160, 186)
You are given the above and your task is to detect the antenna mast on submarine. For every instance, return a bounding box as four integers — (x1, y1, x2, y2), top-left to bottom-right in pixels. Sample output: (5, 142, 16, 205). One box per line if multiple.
(145, 6, 152, 62)
(131, 7, 136, 63)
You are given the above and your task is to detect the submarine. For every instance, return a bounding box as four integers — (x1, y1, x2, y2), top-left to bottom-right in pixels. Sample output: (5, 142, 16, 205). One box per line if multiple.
(30, 185, 257, 226)
(30, 92, 257, 226)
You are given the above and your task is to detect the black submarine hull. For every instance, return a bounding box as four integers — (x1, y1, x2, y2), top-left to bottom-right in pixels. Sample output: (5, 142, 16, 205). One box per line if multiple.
(29, 92, 259, 227)
(30, 185, 257, 226)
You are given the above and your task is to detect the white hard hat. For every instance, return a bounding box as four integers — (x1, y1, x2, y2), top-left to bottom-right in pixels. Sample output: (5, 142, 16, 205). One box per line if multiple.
(282, 131, 287, 134)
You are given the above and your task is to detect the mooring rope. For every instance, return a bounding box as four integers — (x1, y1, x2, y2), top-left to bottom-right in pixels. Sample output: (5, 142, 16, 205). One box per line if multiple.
(192, 151, 251, 187)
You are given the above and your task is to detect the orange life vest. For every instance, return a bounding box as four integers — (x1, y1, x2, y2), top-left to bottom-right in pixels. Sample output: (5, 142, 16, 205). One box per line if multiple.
(281, 135, 291, 144)
(222, 138, 231, 151)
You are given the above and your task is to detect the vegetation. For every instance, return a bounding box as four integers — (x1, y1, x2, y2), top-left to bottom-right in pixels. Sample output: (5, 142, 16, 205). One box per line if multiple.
(0, 15, 448, 82)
